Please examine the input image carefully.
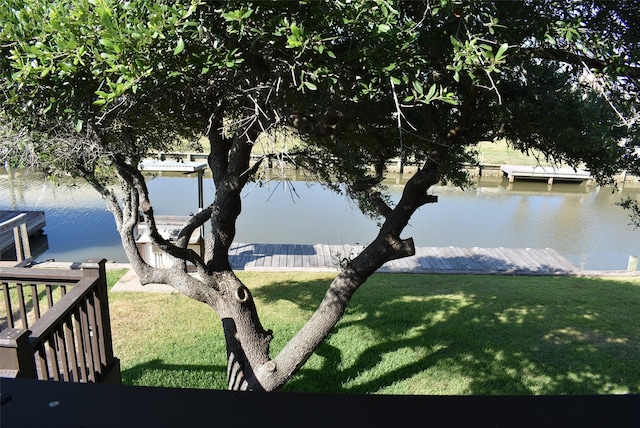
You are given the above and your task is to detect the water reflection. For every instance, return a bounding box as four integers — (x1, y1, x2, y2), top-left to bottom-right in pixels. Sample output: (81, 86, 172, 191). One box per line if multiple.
(1, 168, 638, 270)
(1, 169, 123, 262)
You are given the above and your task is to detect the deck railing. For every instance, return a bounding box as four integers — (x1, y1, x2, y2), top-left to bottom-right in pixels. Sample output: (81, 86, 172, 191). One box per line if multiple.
(0, 259, 120, 383)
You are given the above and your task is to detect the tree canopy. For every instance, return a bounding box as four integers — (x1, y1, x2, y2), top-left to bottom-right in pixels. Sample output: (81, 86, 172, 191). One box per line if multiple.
(1, 0, 639, 391)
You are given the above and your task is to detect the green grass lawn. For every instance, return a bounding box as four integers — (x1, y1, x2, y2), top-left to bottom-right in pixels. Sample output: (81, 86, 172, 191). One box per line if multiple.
(475, 139, 561, 166)
(107, 271, 640, 395)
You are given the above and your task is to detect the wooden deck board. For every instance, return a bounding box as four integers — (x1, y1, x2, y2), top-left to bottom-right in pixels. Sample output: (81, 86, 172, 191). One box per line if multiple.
(251, 243, 264, 268)
(228, 243, 579, 275)
(270, 244, 280, 267)
(454, 247, 484, 271)
(492, 247, 523, 272)
(262, 244, 275, 267)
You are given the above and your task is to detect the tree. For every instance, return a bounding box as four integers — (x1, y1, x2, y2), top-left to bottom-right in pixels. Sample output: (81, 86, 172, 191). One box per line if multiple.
(1, 0, 638, 391)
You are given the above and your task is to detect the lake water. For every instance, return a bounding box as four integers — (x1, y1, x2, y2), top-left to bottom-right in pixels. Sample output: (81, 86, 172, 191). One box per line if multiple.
(1, 168, 639, 270)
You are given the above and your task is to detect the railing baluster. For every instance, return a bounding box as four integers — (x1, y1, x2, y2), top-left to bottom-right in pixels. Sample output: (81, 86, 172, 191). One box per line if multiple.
(34, 343, 49, 380)
(16, 283, 28, 329)
(86, 294, 102, 377)
(73, 307, 88, 383)
(30, 283, 41, 321)
(46, 336, 61, 381)
(2, 282, 14, 329)
(55, 324, 70, 381)
(91, 288, 107, 368)
(45, 284, 54, 309)
(79, 303, 96, 382)
(63, 315, 80, 382)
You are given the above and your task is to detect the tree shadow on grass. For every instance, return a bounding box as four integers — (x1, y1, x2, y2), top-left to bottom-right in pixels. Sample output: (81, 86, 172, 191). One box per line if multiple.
(253, 274, 640, 395)
(119, 275, 639, 394)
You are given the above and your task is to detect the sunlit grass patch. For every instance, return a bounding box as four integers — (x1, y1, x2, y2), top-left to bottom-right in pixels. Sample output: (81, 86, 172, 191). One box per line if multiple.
(106, 271, 640, 394)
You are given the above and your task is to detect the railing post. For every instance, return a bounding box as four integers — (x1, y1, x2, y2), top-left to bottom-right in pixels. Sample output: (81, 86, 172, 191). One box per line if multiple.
(0, 328, 37, 379)
(80, 259, 120, 383)
(80, 259, 113, 360)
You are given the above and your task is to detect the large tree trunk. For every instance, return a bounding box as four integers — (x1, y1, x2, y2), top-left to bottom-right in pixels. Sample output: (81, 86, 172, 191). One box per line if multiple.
(99, 105, 445, 391)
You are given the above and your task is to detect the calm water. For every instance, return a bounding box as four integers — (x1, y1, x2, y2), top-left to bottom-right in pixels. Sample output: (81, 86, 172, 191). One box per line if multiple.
(1, 168, 639, 270)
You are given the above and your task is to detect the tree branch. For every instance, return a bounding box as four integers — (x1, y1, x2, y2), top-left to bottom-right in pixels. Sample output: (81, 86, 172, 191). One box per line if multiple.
(524, 47, 640, 79)
(114, 158, 208, 273)
(368, 189, 393, 219)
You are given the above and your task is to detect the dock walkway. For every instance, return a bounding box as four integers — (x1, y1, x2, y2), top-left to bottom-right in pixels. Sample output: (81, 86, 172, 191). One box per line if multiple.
(227, 243, 578, 275)
(104, 243, 637, 292)
(113, 244, 577, 292)
(0, 210, 46, 256)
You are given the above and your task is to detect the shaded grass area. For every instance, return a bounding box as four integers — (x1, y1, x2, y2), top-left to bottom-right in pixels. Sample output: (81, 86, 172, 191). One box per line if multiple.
(107, 271, 640, 394)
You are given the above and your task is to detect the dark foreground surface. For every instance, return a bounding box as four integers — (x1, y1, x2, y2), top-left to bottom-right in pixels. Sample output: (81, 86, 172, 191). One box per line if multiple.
(1, 378, 638, 428)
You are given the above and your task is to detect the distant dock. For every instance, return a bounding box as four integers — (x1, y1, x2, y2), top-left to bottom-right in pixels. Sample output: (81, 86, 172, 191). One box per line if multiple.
(500, 165, 593, 185)
(0, 210, 46, 257)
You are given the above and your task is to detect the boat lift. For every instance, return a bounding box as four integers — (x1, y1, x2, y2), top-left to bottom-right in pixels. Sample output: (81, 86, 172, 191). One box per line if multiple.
(136, 160, 209, 268)
(138, 159, 208, 210)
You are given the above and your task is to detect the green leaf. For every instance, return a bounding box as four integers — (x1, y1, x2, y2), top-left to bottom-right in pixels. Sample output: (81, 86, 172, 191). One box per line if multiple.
(174, 37, 185, 55)
(303, 81, 317, 90)
(99, 38, 114, 49)
(412, 80, 424, 95)
(390, 76, 401, 85)
(495, 43, 508, 61)
(377, 24, 391, 33)
(75, 119, 83, 132)
(183, 3, 198, 19)
(291, 24, 301, 38)
(222, 11, 239, 22)
(425, 83, 436, 100)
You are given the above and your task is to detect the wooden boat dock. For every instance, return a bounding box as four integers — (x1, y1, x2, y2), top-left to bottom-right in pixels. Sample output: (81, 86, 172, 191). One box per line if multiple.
(227, 243, 579, 275)
(0, 210, 46, 257)
(112, 243, 637, 292)
(500, 165, 593, 185)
